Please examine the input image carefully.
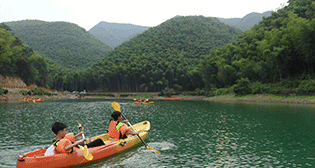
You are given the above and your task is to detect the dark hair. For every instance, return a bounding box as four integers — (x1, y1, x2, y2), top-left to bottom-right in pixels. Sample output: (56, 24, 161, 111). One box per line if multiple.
(111, 111, 121, 121)
(52, 122, 67, 135)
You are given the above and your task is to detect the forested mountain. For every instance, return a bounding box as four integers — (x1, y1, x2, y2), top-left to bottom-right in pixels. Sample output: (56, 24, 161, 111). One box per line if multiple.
(89, 12, 270, 49)
(2, 0, 313, 95)
(218, 11, 272, 30)
(89, 22, 150, 48)
(199, 0, 315, 95)
(4, 20, 112, 70)
(82, 16, 243, 92)
(0, 23, 49, 86)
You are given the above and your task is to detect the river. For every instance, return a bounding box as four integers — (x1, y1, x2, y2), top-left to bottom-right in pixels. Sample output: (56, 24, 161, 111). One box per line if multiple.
(1, 99, 315, 167)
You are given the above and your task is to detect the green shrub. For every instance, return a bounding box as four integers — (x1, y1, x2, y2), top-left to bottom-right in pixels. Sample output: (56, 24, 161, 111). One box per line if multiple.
(0, 86, 8, 95)
(233, 78, 251, 95)
(32, 88, 51, 95)
(279, 78, 300, 88)
(268, 86, 296, 95)
(174, 84, 183, 91)
(297, 80, 315, 95)
(195, 88, 207, 96)
(20, 91, 27, 95)
(20, 88, 51, 96)
(250, 81, 269, 94)
(211, 88, 233, 96)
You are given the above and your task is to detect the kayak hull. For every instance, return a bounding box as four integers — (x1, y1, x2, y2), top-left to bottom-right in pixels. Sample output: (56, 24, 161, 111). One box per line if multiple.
(17, 121, 150, 168)
(142, 102, 154, 104)
(134, 101, 154, 104)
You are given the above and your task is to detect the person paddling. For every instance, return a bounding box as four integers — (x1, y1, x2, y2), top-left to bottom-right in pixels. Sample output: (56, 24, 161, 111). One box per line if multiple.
(44, 122, 105, 156)
(108, 111, 137, 139)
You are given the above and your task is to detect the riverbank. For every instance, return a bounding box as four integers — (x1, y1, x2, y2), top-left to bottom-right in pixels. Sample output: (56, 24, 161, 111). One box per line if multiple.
(1, 91, 315, 105)
(72, 94, 315, 105)
(0, 91, 69, 102)
(203, 94, 315, 105)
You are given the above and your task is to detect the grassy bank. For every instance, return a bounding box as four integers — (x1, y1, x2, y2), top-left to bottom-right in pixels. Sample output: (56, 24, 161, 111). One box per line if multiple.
(203, 94, 315, 105)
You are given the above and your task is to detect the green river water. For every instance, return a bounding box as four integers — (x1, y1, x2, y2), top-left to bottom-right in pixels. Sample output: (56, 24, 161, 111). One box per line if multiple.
(1, 99, 315, 167)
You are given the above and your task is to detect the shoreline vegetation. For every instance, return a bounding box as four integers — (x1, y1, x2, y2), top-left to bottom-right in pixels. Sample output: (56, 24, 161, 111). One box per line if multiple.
(1, 90, 315, 106)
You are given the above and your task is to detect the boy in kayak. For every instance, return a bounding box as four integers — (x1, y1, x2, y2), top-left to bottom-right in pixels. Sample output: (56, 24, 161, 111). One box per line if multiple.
(108, 111, 137, 139)
(45, 122, 105, 155)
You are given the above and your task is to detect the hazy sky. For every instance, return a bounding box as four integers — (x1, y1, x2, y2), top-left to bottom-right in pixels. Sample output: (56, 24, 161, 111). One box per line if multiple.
(1, 0, 288, 30)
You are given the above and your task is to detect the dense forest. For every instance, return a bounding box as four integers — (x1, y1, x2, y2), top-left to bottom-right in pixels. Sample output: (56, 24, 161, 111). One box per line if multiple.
(1, 16, 242, 92)
(0, 23, 80, 90)
(5, 20, 112, 70)
(1, 0, 315, 96)
(198, 0, 315, 95)
(83, 16, 243, 92)
(0, 23, 49, 86)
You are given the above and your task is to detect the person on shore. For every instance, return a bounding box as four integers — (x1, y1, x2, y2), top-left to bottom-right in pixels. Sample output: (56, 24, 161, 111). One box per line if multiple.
(44, 122, 105, 156)
(108, 111, 137, 139)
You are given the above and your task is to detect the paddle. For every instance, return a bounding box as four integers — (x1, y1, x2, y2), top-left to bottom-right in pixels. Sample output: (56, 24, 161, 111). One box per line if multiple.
(76, 121, 93, 160)
(111, 102, 160, 154)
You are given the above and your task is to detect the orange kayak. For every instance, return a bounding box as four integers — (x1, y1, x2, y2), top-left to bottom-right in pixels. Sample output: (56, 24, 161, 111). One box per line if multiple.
(34, 99, 44, 103)
(17, 121, 151, 168)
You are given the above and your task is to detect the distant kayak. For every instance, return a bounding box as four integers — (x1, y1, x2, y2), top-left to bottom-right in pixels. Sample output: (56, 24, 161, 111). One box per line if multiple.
(142, 101, 154, 104)
(134, 101, 154, 104)
(33, 99, 44, 103)
(164, 98, 181, 100)
(17, 121, 151, 168)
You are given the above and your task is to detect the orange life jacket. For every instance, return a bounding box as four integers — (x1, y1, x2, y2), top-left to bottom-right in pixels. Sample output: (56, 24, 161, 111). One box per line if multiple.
(53, 133, 83, 154)
(108, 120, 130, 139)
(53, 138, 76, 154)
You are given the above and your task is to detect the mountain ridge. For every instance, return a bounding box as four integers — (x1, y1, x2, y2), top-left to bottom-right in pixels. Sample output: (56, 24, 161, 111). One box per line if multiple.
(218, 11, 272, 30)
(89, 21, 150, 48)
(4, 20, 112, 70)
(85, 16, 244, 91)
(89, 11, 272, 48)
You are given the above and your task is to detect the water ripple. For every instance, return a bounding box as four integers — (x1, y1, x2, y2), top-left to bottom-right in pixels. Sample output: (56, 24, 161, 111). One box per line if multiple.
(2, 100, 315, 167)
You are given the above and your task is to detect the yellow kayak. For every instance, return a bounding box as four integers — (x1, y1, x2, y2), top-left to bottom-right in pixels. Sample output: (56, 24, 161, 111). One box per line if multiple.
(142, 101, 154, 105)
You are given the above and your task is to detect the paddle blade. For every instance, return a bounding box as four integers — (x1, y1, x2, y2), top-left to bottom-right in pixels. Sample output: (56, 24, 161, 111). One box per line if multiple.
(76, 121, 84, 130)
(111, 102, 121, 112)
(83, 145, 93, 160)
(76, 121, 81, 127)
(146, 146, 161, 154)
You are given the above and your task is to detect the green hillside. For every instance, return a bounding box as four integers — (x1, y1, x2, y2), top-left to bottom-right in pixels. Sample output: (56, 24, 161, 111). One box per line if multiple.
(198, 0, 315, 96)
(83, 16, 243, 92)
(5, 20, 112, 70)
(2, 0, 314, 96)
(0, 23, 48, 86)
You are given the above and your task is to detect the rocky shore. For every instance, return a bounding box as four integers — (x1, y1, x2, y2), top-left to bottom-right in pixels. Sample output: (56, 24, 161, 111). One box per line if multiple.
(0, 91, 69, 102)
